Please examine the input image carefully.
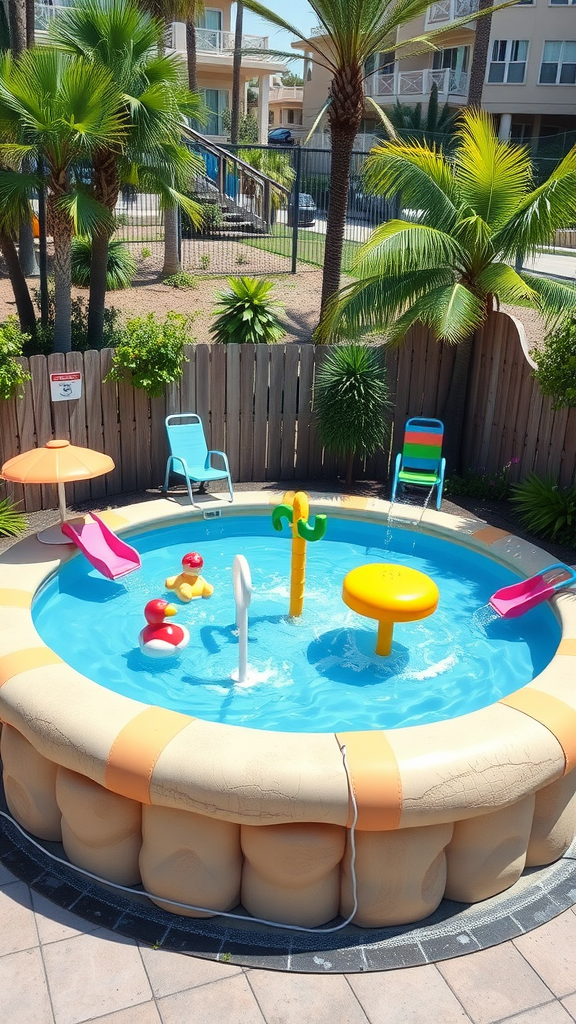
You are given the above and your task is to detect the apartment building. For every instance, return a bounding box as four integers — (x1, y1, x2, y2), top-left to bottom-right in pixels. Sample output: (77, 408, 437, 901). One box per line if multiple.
(268, 84, 305, 140)
(299, 0, 576, 148)
(35, 0, 284, 142)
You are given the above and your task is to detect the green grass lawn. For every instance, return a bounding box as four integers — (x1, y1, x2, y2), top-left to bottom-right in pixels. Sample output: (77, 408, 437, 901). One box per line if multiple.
(242, 224, 361, 273)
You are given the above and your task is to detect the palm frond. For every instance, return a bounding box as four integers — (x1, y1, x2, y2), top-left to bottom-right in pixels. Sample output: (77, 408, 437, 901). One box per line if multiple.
(520, 272, 576, 327)
(494, 147, 576, 258)
(363, 141, 458, 230)
(353, 220, 467, 276)
(454, 109, 531, 230)
(386, 282, 485, 344)
(316, 267, 456, 342)
(475, 263, 538, 305)
(57, 188, 115, 235)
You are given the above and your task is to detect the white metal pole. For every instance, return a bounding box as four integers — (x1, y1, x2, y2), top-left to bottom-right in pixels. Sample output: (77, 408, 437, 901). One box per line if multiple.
(233, 554, 252, 684)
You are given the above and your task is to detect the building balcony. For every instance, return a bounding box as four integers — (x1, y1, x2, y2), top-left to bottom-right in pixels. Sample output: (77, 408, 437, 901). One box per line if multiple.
(425, 0, 478, 27)
(365, 67, 469, 102)
(269, 86, 304, 102)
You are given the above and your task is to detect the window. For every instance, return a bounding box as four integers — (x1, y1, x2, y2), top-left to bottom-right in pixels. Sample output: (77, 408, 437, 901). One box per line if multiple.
(287, 108, 294, 123)
(433, 46, 469, 73)
(269, 111, 274, 125)
(539, 41, 576, 83)
(365, 51, 395, 76)
(488, 40, 528, 83)
(550, 0, 576, 5)
(200, 88, 229, 135)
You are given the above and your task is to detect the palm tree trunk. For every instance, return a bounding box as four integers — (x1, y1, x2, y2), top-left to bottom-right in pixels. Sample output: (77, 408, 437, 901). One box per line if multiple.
(50, 207, 73, 353)
(186, 20, 198, 93)
(320, 125, 359, 315)
(87, 230, 111, 348)
(25, 0, 34, 47)
(7, 0, 26, 55)
(0, 229, 36, 334)
(88, 149, 120, 348)
(467, 0, 493, 108)
(231, 1, 243, 145)
(320, 64, 364, 318)
(162, 207, 180, 275)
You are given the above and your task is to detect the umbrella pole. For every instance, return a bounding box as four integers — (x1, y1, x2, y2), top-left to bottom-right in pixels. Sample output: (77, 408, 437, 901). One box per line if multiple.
(58, 481, 68, 526)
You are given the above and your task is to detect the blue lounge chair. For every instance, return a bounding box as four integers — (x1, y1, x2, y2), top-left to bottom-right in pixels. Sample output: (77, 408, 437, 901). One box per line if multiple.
(390, 417, 446, 511)
(162, 413, 233, 508)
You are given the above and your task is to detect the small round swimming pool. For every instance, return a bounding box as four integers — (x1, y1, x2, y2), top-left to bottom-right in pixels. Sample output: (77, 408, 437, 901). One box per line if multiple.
(32, 515, 561, 733)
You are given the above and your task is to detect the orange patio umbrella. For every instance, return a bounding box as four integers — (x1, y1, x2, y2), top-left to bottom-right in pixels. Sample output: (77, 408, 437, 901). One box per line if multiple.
(1, 439, 115, 543)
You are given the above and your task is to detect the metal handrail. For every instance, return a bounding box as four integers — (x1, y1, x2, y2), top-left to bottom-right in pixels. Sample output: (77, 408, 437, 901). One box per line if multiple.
(183, 125, 291, 198)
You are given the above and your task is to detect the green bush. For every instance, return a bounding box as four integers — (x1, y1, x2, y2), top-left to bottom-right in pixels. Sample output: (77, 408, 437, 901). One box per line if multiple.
(511, 472, 576, 544)
(201, 203, 223, 232)
(532, 316, 576, 410)
(71, 237, 136, 290)
(27, 289, 124, 355)
(313, 344, 390, 485)
(445, 460, 519, 501)
(104, 312, 195, 397)
(210, 277, 285, 345)
(162, 271, 197, 289)
(0, 318, 32, 399)
(0, 489, 26, 536)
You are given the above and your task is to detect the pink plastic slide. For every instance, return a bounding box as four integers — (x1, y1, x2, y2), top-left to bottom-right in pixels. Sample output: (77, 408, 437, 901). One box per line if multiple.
(61, 512, 141, 580)
(489, 563, 576, 619)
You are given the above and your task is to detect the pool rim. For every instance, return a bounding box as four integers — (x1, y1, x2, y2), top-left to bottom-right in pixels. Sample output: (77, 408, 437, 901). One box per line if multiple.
(1, 490, 576, 834)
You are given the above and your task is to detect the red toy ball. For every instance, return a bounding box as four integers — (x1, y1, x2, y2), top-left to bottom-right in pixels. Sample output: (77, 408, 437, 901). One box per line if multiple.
(182, 551, 203, 570)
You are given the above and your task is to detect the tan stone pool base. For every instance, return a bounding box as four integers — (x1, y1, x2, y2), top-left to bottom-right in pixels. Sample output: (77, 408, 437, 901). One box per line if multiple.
(1, 493, 576, 930)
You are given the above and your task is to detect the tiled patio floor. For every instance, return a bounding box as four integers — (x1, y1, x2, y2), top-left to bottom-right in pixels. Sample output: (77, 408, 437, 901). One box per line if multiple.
(2, 862, 576, 1024)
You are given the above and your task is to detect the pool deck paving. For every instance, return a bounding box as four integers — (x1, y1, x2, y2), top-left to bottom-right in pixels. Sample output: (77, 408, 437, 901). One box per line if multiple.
(2, 860, 576, 1024)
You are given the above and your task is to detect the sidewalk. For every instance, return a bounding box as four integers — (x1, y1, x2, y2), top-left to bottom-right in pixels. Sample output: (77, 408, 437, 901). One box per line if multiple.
(2, 859, 576, 1024)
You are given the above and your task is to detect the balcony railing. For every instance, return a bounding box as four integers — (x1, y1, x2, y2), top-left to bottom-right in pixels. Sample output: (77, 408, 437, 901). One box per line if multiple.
(269, 86, 304, 102)
(426, 0, 478, 24)
(194, 27, 268, 53)
(366, 67, 469, 99)
(35, 5, 271, 57)
(35, 0, 75, 32)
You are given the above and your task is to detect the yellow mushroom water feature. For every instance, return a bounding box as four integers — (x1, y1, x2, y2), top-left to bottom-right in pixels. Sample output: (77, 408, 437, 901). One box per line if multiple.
(342, 564, 439, 656)
(272, 492, 327, 617)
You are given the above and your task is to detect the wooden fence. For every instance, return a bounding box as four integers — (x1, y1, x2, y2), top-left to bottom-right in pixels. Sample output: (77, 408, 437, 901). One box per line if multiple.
(1, 312, 575, 512)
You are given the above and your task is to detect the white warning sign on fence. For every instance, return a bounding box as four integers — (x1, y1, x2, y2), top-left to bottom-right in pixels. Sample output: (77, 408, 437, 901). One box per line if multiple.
(50, 372, 82, 402)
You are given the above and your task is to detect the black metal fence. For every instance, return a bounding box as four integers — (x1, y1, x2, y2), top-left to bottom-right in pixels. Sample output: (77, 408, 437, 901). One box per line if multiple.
(112, 144, 396, 277)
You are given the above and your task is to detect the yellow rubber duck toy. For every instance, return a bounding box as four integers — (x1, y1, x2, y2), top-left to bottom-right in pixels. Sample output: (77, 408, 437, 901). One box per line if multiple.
(165, 552, 214, 603)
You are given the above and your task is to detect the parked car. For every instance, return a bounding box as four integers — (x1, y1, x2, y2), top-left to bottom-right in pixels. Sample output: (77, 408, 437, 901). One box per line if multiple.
(268, 128, 295, 146)
(287, 193, 317, 227)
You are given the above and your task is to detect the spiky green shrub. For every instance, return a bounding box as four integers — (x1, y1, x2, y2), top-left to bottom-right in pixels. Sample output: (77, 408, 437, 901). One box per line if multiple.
(210, 278, 285, 345)
(71, 237, 136, 290)
(0, 491, 26, 537)
(104, 312, 195, 397)
(511, 473, 576, 544)
(532, 316, 576, 410)
(313, 345, 390, 485)
(0, 318, 31, 400)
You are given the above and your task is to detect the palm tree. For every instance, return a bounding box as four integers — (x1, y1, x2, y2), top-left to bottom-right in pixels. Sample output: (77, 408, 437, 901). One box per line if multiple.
(385, 84, 457, 145)
(467, 0, 493, 109)
(137, 0, 205, 274)
(318, 111, 576, 468)
(230, 1, 243, 145)
(50, 0, 203, 348)
(0, 48, 126, 352)
(241, 0, 489, 318)
(6, 0, 38, 281)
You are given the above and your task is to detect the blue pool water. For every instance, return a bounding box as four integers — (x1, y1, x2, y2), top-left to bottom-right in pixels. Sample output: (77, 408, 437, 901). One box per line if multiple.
(32, 516, 561, 733)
